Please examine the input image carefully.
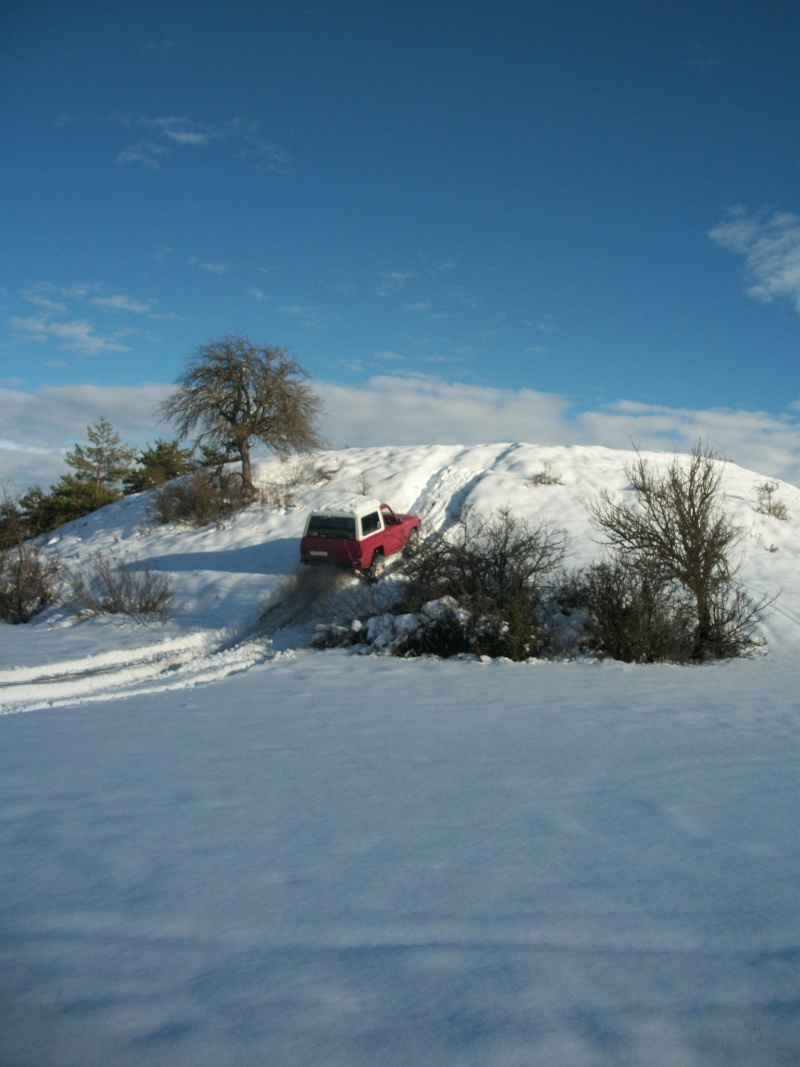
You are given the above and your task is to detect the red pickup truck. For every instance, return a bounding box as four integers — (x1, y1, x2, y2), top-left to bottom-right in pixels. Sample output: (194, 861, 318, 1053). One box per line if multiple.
(300, 498, 421, 579)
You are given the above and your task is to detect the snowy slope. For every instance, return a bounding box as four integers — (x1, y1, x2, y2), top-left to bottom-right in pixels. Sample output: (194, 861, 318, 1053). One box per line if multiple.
(1, 444, 799, 1066)
(2, 443, 799, 708)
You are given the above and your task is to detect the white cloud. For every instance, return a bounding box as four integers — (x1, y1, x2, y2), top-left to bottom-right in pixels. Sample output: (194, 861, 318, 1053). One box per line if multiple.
(686, 40, 720, 74)
(0, 438, 59, 455)
(158, 128, 210, 147)
(574, 400, 800, 484)
(116, 141, 170, 170)
(189, 257, 232, 274)
(9, 315, 130, 354)
(279, 304, 321, 327)
(709, 207, 800, 312)
(377, 272, 414, 297)
(91, 294, 153, 313)
(115, 115, 289, 171)
(24, 290, 68, 313)
(59, 284, 94, 299)
(525, 315, 560, 334)
(0, 383, 171, 489)
(319, 375, 573, 450)
(317, 376, 800, 487)
(1, 378, 799, 492)
(8, 285, 160, 359)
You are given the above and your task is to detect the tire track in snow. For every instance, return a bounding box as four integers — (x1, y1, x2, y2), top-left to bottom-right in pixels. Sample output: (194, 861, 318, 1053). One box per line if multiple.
(0, 570, 357, 714)
(0, 627, 280, 714)
(2, 464, 493, 713)
(0, 636, 209, 689)
(408, 465, 487, 541)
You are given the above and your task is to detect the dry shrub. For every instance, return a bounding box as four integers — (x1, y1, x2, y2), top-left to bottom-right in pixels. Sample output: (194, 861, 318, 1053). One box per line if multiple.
(67, 553, 173, 621)
(153, 468, 244, 527)
(260, 458, 333, 509)
(526, 461, 563, 486)
(397, 507, 568, 660)
(0, 544, 61, 624)
(754, 481, 789, 521)
(584, 441, 772, 657)
(581, 559, 696, 663)
(587, 442, 769, 660)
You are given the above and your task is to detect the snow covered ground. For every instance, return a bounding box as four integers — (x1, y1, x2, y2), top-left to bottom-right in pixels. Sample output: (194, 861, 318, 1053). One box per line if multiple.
(1, 444, 799, 1065)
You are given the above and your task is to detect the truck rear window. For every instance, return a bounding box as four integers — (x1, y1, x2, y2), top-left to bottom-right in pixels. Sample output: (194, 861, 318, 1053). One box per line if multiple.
(306, 515, 357, 538)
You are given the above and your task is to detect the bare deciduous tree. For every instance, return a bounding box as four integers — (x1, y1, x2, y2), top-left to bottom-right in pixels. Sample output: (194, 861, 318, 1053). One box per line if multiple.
(159, 336, 324, 496)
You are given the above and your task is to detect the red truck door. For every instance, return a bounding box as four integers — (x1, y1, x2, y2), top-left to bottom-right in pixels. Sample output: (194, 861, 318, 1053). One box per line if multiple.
(380, 505, 407, 556)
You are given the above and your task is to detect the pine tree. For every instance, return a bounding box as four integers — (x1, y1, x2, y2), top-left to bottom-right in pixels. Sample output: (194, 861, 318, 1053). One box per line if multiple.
(123, 439, 193, 493)
(20, 420, 138, 534)
(65, 418, 137, 507)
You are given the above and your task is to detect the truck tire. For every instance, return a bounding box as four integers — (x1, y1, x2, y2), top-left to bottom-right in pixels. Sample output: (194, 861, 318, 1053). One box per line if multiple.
(404, 528, 420, 556)
(367, 552, 386, 581)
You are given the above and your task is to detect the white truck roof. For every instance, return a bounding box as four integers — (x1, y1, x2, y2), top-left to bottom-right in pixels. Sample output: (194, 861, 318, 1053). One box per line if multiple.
(308, 497, 384, 517)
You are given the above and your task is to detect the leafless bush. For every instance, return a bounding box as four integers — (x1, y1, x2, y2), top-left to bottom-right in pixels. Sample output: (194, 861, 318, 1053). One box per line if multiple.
(153, 468, 244, 527)
(0, 486, 62, 623)
(526, 461, 563, 487)
(587, 442, 765, 660)
(754, 481, 789, 521)
(397, 507, 568, 659)
(356, 472, 371, 496)
(581, 559, 696, 663)
(66, 553, 173, 621)
(704, 586, 772, 659)
(260, 457, 334, 509)
(0, 544, 61, 624)
(1, 487, 29, 550)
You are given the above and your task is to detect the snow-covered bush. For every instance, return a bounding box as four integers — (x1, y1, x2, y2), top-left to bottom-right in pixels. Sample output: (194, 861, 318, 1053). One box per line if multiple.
(260, 458, 333, 509)
(526, 460, 562, 486)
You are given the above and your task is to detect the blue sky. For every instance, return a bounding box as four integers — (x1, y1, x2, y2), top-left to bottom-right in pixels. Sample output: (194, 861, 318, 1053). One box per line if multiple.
(2, 1, 799, 488)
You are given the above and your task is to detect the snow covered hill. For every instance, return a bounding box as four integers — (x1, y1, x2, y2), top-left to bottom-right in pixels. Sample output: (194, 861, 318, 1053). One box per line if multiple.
(2, 443, 799, 709)
(1, 444, 799, 1066)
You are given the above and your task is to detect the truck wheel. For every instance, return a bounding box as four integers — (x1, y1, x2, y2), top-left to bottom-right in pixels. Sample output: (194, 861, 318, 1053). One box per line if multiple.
(367, 552, 386, 581)
(404, 528, 420, 556)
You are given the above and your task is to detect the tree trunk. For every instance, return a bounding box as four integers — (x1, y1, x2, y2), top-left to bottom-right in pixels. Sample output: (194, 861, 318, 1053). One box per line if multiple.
(693, 592, 713, 660)
(239, 441, 253, 494)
